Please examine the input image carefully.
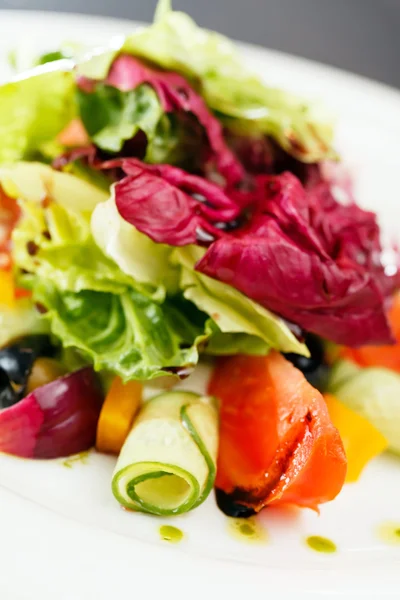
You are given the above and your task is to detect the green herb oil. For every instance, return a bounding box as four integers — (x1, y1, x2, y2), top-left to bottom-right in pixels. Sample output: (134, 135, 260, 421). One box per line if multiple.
(62, 450, 90, 468)
(306, 535, 337, 554)
(227, 517, 267, 544)
(159, 525, 184, 544)
(377, 522, 400, 545)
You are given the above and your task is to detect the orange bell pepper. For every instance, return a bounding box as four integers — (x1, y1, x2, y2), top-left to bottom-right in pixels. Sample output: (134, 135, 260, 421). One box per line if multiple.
(96, 377, 142, 455)
(209, 352, 347, 512)
(341, 294, 400, 373)
(324, 393, 388, 483)
(57, 119, 90, 147)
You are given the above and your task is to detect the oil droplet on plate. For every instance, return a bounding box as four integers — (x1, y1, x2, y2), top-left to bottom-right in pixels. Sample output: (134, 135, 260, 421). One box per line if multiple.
(305, 535, 337, 554)
(376, 522, 400, 546)
(62, 450, 90, 469)
(159, 525, 184, 544)
(227, 517, 267, 544)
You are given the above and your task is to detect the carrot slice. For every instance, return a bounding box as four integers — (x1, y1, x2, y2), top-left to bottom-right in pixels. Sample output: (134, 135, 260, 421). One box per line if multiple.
(341, 294, 400, 373)
(96, 377, 142, 455)
(209, 352, 346, 512)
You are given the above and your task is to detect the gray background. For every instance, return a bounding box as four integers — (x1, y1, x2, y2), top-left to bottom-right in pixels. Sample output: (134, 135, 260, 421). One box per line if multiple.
(0, 0, 399, 88)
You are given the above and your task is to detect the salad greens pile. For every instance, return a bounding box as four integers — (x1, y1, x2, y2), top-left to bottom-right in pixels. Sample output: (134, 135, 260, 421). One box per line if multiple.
(0, 0, 399, 518)
(0, 0, 338, 380)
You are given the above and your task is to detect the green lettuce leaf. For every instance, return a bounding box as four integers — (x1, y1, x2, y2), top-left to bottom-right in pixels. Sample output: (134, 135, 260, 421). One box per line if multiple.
(145, 112, 206, 170)
(173, 246, 309, 356)
(10, 180, 211, 381)
(12, 198, 160, 299)
(77, 83, 162, 153)
(205, 328, 271, 356)
(91, 196, 179, 293)
(0, 63, 76, 162)
(77, 82, 205, 169)
(0, 162, 108, 215)
(32, 280, 209, 381)
(117, 0, 334, 162)
(0, 298, 49, 348)
(60, 160, 113, 193)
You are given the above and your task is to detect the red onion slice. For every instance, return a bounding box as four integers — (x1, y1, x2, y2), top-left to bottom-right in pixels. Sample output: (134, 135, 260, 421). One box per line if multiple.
(0, 367, 104, 459)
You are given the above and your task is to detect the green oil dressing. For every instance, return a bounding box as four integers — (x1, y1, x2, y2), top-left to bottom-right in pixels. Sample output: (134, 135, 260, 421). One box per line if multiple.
(227, 517, 267, 544)
(306, 536, 337, 554)
(377, 522, 400, 546)
(62, 450, 90, 469)
(159, 525, 184, 544)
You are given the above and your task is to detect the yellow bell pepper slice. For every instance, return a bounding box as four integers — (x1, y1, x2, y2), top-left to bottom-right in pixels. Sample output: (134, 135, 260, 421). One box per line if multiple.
(324, 393, 388, 483)
(0, 269, 16, 309)
(96, 377, 142, 455)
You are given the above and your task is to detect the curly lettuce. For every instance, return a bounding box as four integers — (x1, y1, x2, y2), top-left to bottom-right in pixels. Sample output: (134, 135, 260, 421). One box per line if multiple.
(77, 83, 163, 154)
(0, 63, 76, 162)
(0, 162, 107, 214)
(76, 81, 205, 171)
(78, 0, 334, 163)
(9, 168, 211, 380)
(173, 246, 308, 356)
(32, 281, 209, 381)
(0, 298, 49, 348)
(12, 200, 157, 297)
(12, 205, 209, 380)
(91, 195, 179, 293)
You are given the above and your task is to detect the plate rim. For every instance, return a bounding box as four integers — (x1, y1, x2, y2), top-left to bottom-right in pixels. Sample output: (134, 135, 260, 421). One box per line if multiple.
(0, 7, 399, 102)
(0, 9, 399, 598)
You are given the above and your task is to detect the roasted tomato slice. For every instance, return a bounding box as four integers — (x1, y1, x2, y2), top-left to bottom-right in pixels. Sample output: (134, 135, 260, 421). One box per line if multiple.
(209, 352, 347, 512)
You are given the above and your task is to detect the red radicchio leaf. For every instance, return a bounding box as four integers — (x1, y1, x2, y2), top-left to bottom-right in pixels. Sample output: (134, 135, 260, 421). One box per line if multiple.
(52, 145, 128, 182)
(196, 172, 399, 346)
(115, 159, 241, 246)
(52, 145, 97, 170)
(78, 54, 244, 185)
(0, 367, 104, 459)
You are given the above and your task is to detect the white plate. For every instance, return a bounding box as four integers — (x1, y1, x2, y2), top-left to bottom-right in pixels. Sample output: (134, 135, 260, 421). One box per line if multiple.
(0, 11, 400, 600)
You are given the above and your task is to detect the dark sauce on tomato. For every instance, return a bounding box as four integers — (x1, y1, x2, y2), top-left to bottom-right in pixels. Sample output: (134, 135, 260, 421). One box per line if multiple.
(215, 488, 256, 519)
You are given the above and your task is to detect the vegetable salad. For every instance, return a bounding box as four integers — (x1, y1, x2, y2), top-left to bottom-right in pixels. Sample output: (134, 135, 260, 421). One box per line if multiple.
(0, 0, 398, 518)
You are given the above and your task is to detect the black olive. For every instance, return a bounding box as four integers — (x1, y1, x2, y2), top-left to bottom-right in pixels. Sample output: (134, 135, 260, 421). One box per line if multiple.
(14, 335, 57, 358)
(284, 334, 329, 391)
(0, 368, 19, 410)
(0, 335, 58, 395)
(163, 365, 195, 380)
(215, 489, 256, 519)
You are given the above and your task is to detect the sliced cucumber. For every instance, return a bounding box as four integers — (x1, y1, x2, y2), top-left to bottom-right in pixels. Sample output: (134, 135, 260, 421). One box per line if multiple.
(112, 391, 219, 515)
(332, 367, 400, 454)
(327, 359, 361, 392)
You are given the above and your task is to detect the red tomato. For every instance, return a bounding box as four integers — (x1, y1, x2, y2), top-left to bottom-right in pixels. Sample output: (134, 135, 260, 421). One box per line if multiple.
(0, 186, 20, 270)
(0, 187, 31, 301)
(341, 294, 400, 373)
(209, 352, 347, 512)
